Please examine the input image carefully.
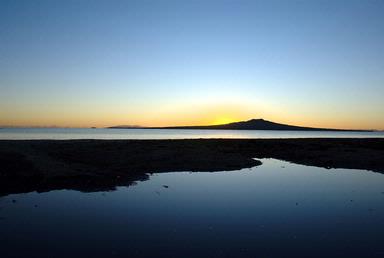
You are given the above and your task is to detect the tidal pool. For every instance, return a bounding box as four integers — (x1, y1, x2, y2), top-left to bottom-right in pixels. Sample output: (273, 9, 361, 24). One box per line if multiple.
(1, 159, 384, 258)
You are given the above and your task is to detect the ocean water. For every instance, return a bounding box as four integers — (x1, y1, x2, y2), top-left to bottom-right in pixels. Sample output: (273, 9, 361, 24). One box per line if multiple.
(0, 127, 383, 139)
(1, 159, 384, 258)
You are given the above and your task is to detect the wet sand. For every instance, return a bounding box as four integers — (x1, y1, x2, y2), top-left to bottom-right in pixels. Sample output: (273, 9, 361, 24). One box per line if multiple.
(1, 138, 384, 196)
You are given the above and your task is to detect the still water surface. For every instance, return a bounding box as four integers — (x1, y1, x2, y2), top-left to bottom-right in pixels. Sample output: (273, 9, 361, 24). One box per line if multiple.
(1, 159, 384, 257)
(1, 128, 383, 139)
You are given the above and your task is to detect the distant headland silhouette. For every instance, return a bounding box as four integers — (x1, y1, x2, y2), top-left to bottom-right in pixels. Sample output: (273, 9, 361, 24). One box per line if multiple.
(109, 119, 369, 131)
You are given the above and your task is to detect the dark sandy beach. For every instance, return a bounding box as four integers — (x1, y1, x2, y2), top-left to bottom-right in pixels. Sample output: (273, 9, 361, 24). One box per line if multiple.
(1, 138, 384, 196)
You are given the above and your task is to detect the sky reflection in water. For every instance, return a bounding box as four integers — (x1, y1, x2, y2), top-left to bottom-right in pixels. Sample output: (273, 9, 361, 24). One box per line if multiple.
(1, 128, 384, 140)
(1, 159, 384, 258)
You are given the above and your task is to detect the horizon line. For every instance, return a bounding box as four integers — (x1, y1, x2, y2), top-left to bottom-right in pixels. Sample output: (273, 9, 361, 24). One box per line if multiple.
(1, 118, 382, 131)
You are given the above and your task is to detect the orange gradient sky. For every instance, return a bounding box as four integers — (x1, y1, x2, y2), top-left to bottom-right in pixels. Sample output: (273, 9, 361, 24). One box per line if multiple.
(1, 99, 383, 130)
(1, 1, 384, 130)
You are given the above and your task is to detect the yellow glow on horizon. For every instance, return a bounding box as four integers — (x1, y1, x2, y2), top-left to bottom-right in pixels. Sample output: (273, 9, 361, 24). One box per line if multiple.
(1, 100, 383, 130)
(211, 116, 237, 125)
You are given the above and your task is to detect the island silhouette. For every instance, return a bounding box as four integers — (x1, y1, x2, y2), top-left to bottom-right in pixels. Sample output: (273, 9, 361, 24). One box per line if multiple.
(110, 118, 368, 131)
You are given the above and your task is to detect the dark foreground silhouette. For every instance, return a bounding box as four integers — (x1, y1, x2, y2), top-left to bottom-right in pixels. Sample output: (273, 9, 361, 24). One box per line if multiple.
(1, 138, 384, 196)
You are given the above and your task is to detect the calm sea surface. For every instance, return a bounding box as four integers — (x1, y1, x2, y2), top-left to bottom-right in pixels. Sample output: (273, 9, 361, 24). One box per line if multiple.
(1, 159, 384, 257)
(1, 128, 383, 139)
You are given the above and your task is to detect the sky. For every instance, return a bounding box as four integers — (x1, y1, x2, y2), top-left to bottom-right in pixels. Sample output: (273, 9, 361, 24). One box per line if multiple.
(1, 0, 383, 129)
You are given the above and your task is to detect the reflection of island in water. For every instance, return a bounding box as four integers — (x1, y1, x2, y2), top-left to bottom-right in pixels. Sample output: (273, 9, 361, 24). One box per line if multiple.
(1, 138, 384, 196)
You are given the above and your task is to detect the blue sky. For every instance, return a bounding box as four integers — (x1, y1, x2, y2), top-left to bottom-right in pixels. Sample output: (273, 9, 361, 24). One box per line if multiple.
(1, 0, 383, 129)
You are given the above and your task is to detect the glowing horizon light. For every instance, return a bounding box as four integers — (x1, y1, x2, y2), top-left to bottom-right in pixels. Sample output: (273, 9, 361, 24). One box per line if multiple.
(211, 117, 237, 125)
(1, 1, 384, 130)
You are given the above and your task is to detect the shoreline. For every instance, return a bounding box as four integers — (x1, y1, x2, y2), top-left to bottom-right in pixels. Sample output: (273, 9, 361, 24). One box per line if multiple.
(1, 138, 384, 196)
